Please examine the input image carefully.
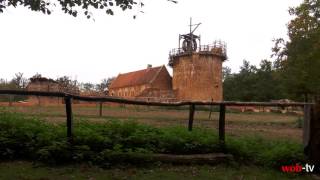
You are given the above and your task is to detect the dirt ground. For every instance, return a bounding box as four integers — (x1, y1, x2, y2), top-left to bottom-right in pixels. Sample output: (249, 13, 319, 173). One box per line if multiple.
(0, 103, 303, 142)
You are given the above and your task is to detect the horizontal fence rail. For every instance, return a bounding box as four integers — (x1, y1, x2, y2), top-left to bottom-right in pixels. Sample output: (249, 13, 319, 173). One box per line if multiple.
(0, 90, 312, 107)
(0, 89, 314, 150)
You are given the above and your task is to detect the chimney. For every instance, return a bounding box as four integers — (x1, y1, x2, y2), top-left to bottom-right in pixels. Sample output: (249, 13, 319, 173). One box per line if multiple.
(147, 64, 152, 69)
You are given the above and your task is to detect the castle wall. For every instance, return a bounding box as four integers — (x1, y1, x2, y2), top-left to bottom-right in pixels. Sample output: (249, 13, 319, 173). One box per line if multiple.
(27, 81, 62, 105)
(109, 84, 151, 98)
(172, 53, 223, 101)
(109, 66, 173, 99)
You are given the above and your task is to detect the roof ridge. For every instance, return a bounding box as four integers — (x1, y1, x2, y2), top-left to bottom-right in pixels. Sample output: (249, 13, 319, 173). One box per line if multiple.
(109, 65, 164, 89)
(118, 65, 162, 76)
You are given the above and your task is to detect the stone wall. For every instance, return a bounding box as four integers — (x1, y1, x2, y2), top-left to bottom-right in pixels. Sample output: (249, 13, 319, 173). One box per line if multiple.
(27, 81, 62, 105)
(109, 66, 173, 99)
(109, 84, 150, 98)
(171, 51, 223, 101)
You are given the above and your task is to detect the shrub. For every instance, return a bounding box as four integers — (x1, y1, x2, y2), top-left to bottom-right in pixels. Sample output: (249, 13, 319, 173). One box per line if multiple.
(226, 135, 305, 167)
(0, 111, 306, 167)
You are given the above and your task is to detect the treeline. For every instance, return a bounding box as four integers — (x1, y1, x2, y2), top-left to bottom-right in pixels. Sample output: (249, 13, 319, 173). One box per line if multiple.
(223, 60, 288, 102)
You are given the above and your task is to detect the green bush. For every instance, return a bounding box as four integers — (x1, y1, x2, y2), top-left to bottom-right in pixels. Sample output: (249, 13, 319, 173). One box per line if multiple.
(226, 135, 305, 167)
(0, 111, 306, 167)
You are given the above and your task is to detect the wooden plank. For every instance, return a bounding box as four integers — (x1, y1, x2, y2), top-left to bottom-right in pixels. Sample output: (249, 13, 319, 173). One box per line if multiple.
(309, 102, 320, 163)
(219, 104, 226, 147)
(150, 153, 233, 164)
(99, 102, 103, 117)
(0, 90, 65, 97)
(188, 104, 195, 131)
(8, 95, 13, 106)
(0, 90, 313, 107)
(303, 104, 311, 149)
(65, 96, 73, 144)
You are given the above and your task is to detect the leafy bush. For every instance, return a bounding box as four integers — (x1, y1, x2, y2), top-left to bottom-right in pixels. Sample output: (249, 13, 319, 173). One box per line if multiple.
(226, 135, 305, 167)
(0, 111, 306, 167)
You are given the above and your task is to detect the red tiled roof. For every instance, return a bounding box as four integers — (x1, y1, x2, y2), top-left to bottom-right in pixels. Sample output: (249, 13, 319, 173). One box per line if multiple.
(110, 66, 164, 89)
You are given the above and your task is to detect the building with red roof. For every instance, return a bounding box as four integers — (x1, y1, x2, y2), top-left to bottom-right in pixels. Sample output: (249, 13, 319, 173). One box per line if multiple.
(109, 65, 174, 100)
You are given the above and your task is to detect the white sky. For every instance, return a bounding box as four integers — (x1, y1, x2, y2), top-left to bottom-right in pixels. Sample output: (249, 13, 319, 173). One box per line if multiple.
(0, 0, 303, 83)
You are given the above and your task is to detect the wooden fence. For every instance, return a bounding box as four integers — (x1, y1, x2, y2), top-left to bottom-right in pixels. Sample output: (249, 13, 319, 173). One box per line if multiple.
(0, 90, 313, 147)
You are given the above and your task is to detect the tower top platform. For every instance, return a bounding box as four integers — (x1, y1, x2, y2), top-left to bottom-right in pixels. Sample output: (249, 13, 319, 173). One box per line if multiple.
(168, 40, 227, 67)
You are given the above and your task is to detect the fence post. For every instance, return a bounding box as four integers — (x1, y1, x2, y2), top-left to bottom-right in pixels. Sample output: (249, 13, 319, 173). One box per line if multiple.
(219, 104, 226, 148)
(65, 95, 73, 144)
(99, 102, 103, 117)
(305, 102, 320, 163)
(8, 95, 13, 106)
(188, 104, 195, 131)
(303, 104, 311, 153)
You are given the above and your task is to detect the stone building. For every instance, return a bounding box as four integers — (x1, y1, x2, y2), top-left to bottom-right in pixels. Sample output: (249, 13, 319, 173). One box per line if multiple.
(109, 65, 174, 100)
(168, 41, 226, 101)
(27, 76, 81, 105)
(111, 21, 227, 102)
(167, 19, 226, 101)
(26, 77, 62, 105)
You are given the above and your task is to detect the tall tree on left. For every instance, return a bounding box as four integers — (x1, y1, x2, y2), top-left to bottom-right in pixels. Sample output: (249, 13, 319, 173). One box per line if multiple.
(0, 0, 177, 19)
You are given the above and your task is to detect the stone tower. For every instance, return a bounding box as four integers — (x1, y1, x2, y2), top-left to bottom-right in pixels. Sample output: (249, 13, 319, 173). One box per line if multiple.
(168, 20, 227, 101)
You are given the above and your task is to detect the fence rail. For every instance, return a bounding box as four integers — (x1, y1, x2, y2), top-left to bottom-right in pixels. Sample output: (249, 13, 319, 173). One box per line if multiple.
(0, 90, 314, 148)
(0, 90, 312, 107)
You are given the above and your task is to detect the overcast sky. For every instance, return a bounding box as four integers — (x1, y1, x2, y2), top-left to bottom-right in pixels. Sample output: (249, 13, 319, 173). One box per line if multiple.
(0, 0, 303, 83)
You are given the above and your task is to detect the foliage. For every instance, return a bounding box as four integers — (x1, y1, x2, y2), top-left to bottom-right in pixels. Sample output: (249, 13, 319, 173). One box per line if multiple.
(226, 135, 305, 167)
(0, 111, 306, 167)
(272, 0, 320, 101)
(0, 73, 28, 102)
(223, 60, 287, 101)
(0, 0, 177, 19)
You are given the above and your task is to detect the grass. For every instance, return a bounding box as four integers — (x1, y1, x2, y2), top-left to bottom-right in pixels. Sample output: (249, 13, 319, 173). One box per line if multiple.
(0, 161, 313, 180)
(2, 105, 302, 142)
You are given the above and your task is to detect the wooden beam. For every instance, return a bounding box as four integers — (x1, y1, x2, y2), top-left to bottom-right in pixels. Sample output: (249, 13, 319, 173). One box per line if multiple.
(219, 104, 226, 148)
(0, 90, 313, 107)
(308, 102, 320, 163)
(188, 104, 195, 131)
(99, 102, 103, 117)
(65, 96, 73, 144)
(8, 95, 13, 106)
(303, 104, 312, 151)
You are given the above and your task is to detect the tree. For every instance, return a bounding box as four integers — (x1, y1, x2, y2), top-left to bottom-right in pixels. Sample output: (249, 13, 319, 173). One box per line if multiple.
(11, 72, 28, 89)
(0, 0, 177, 19)
(272, 0, 320, 101)
(95, 77, 114, 93)
(83, 82, 94, 91)
(223, 60, 258, 101)
(56, 76, 80, 94)
(222, 66, 231, 81)
(223, 60, 287, 101)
